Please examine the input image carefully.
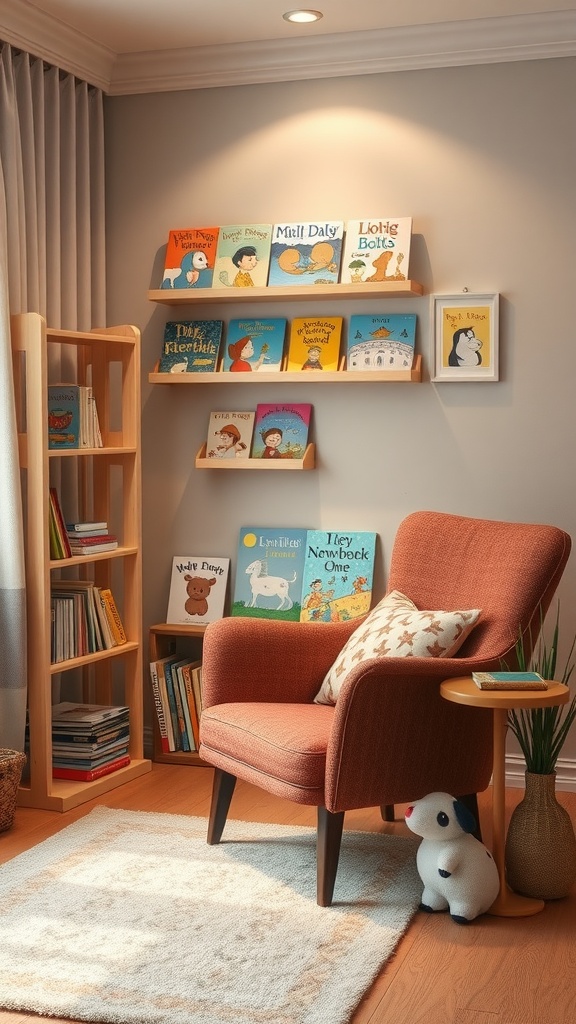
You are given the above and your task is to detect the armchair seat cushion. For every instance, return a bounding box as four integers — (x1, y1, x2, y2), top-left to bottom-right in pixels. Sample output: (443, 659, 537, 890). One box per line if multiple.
(200, 702, 334, 800)
(315, 590, 482, 705)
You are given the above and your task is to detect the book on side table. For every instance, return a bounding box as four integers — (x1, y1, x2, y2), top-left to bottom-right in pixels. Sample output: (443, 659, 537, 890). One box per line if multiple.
(472, 671, 548, 691)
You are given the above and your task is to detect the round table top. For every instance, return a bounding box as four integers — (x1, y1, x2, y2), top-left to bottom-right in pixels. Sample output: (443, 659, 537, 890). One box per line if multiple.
(440, 675, 570, 710)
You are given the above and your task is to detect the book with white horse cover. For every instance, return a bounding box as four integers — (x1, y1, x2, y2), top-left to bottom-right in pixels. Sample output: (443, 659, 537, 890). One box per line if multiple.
(232, 526, 308, 621)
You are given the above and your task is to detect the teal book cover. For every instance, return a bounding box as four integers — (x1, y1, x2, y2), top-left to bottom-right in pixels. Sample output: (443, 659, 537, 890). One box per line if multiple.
(223, 318, 287, 372)
(232, 527, 308, 620)
(212, 224, 272, 288)
(158, 320, 223, 373)
(346, 314, 416, 371)
(300, 531, 377, 623)
(48, 384, 81, 448)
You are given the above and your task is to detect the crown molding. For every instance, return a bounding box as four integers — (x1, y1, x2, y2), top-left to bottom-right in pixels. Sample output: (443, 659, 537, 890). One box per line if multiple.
(2, 3, 575, 95)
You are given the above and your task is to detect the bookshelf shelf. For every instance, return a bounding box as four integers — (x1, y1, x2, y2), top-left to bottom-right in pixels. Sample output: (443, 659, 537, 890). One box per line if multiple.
(150, 354, 421, 385)
(149, 623, 208, 767)
(195, 442, 315, 470)
(148, 280, 424, 305)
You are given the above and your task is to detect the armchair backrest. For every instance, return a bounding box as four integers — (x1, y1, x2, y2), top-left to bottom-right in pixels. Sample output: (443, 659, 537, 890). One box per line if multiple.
(387, 511, 571, 664)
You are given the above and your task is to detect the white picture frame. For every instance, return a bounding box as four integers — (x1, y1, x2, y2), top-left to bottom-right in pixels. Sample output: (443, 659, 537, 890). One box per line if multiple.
(431, 293, 499, 382)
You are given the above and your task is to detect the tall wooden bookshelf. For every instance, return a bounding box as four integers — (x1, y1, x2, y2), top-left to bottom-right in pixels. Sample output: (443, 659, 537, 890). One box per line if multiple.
(11, 312, 151, 811)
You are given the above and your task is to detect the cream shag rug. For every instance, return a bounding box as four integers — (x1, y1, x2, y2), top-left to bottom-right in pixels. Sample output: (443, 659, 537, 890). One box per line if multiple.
(0, 805, 421, 1024)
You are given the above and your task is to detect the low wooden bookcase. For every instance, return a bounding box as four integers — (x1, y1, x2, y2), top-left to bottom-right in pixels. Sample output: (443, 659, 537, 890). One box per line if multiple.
(149, 623, 208, 766)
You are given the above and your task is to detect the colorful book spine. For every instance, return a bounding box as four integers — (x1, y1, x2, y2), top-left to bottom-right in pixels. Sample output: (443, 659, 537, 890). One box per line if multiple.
(48, 384, 81, 448)
(149, 661, 171, 753)
(99, 588, 127, 645)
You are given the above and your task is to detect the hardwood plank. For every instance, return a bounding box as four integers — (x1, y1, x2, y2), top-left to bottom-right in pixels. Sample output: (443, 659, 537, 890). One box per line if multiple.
(0, 768, 574, 1024)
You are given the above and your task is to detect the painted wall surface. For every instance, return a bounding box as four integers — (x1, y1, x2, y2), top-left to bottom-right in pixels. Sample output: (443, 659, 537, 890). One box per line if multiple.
(104, 57, 576, 774)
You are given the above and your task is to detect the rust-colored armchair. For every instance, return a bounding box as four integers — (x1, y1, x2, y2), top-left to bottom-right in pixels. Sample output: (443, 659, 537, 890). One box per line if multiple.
(199, 511, 571, 905)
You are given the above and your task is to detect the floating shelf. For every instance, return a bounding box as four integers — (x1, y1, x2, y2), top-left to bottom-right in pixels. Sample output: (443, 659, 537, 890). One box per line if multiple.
(195, 442, 315, 470)
(150, 354, 421, 385)
(148, 280, 424, 305)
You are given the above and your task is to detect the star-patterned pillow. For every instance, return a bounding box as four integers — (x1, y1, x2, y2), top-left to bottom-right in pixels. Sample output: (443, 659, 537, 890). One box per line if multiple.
(314, 590, 482, 705)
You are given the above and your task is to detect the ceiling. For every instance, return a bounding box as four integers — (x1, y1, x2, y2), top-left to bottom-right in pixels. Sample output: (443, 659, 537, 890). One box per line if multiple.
(3, 0, 576, 94)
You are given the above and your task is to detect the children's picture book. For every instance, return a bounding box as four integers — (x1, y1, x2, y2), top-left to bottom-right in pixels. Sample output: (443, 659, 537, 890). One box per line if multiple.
(232, 527, 308, 621)
(250, 403, 312, 460)
(472, 671, 548, 691)
(160, 227, 220, 289)
(346, 314, 417, 371)
(47, 384, 80, 448)
(166, 555, 230, 625)
(268, 221, 344, 286)
(222, 318, 287, 373)
(300, 531, 377, 623)
(205, 411, 255, 460)
(341, 217, 412, 285)
(286, 317, 343, 371)
(158, 320, 223, 373)
(212, 224, 272, 289)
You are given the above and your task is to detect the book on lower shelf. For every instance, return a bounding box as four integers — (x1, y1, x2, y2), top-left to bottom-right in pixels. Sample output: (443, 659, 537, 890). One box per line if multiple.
(67, 534, 118, 555)
(232, 526, 308, 621)
(50, 703, 130, 778)
(250, 403, 312, 460)
(149, 656, 202, 753)
(222, 317, 287, 372)
(48, 384, 103, 449)
(158, 320, 224, 373)
(268, 221, 344, 286)
(286, 317, 343, 371)
(472, 671, 548, 690)
(205, 411, 255, 460)
(300, 531, 377, 623)
(340, 217, 412, 285)
(166, 555, 230, 625)
(49, 488, 72, 559)
(346, 314, 417, 371)
(52, 754, 131, 781)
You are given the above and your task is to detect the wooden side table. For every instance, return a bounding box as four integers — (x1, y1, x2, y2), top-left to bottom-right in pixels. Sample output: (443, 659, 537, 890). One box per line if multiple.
(440, 676, 569, 917)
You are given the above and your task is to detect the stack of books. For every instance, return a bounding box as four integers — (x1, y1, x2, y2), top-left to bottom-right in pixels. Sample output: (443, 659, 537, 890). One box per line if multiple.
(66, 520, 118, 555)
(149, 657, 203, 753)
(50, 582, 126, 663)
(51, 703, 130, 781)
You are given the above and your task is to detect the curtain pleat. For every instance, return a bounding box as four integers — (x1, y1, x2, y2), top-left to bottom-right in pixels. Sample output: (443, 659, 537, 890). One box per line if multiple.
(0, 41, 106, 750)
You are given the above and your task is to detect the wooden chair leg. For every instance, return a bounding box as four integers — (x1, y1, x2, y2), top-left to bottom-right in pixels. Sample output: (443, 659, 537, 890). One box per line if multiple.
(207, 768, 237, 845)
(457, 792, 482, 841)
(381, 804, 395, 822)
(317, 807, 345, 907)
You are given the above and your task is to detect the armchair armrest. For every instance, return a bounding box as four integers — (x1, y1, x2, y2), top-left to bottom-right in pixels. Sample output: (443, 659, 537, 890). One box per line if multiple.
(201, 616, 359, 707)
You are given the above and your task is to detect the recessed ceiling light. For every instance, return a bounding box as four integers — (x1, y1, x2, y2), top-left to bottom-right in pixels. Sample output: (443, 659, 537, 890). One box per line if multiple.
(283, 10, 324, 24)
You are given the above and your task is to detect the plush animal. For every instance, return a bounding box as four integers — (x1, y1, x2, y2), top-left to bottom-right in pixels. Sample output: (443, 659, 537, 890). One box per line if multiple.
(405, 792, 500, 924)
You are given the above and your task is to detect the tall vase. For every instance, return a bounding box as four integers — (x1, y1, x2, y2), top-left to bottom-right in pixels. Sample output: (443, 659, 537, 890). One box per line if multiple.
(505, 771, 576, 900)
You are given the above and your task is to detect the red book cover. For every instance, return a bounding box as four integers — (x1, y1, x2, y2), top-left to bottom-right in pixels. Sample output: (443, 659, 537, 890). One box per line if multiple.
(160, 227, 219, 289)
(52, 754, 131, 781)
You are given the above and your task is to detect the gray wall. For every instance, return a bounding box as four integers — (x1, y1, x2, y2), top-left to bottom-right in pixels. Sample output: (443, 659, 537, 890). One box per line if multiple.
(104, 57, 576, 778)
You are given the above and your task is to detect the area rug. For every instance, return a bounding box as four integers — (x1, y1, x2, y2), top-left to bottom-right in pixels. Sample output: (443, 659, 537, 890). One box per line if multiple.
(0, 805, 421, 1024)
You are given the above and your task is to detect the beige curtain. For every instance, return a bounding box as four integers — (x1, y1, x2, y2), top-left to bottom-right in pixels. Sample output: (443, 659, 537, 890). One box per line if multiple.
(0, 43, 106, 749)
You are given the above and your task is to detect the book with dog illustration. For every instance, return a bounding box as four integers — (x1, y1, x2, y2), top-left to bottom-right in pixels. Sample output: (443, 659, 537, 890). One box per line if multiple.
(250, 403, 312, 460)
(346, 314, 417, 371)
(300, 531, 377, 623)
(205, 411, 255, 459)
(166, 555, 230, 626)
(232, 527, 308, 621)
(158, 320, 223, 373)
(160, 227, 220, 289)
(222, 317, 287, 372)
(286, 316, 343, 371)
(268, 221, 344, 286)
(212, 224, 272, 289)
(340, 217, 412, 285)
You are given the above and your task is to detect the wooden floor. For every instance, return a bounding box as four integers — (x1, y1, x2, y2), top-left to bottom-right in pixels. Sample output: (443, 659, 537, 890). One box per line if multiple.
(1, 764, 575, 1024)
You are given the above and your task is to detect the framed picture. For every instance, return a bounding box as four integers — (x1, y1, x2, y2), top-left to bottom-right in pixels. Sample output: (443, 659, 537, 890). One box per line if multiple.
(431, 293, 499, 382)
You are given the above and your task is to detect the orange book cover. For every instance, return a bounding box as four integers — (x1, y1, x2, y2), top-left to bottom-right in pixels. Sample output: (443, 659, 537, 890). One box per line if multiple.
(160, 227, 220, 289)
(286, 316, 343, 372)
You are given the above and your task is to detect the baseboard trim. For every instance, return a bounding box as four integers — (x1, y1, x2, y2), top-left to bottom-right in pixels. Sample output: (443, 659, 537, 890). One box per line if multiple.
(506, 753, 576, 791)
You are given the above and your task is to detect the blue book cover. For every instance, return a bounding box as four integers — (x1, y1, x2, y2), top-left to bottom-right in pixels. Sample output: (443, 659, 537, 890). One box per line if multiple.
(250, 403, 311, 460)
(346, 314, 416, 371)
(223, 318, 287, 372)
(158, 320, 223, 373)
(300, 531, 377, 623)
(232, 527, 308, 621)
(268, 221, 343, 286)
(48, 384, 81, 449)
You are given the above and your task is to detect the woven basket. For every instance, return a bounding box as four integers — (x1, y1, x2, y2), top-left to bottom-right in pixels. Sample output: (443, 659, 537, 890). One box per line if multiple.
(0, 749, 26, 832)
(505, 771, 576, 900)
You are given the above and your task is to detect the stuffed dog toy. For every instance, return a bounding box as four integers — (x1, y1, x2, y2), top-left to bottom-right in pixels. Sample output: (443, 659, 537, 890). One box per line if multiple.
(405, 792, 500, 924)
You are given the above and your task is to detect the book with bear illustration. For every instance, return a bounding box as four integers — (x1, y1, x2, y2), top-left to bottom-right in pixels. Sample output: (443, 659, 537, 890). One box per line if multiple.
(166, 555, 230, 625)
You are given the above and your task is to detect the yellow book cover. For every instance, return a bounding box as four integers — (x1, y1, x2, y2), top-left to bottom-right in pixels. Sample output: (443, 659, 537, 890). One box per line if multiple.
(286, 316, 343, 372)
(100, 588, 127, 645)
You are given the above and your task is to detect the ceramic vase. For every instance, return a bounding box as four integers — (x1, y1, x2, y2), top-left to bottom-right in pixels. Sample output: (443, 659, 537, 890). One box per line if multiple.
(505, 771, 576, 900)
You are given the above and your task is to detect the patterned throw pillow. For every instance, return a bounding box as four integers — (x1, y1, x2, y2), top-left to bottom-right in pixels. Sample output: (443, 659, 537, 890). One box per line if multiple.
(314, 590, 482, 705)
